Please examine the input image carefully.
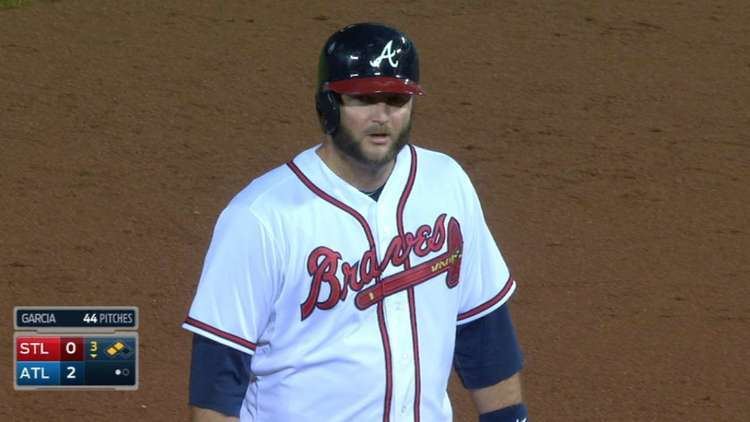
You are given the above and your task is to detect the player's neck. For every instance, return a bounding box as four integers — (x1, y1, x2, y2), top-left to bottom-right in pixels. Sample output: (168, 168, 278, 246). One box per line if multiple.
(316, 142, 395, 192)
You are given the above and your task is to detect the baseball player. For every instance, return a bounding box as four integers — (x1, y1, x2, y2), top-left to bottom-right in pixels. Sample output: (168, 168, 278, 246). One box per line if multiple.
(184, 23, 528, 422)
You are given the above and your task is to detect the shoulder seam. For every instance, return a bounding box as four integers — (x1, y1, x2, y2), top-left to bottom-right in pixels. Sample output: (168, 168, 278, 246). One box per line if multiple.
(236, 165, 298, 211)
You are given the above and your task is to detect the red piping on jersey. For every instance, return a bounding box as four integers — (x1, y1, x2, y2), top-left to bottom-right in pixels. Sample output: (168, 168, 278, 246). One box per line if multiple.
(406, 289, 421, 421)
(184, 316, 257, 351)
(287, 159, 394, 422)
(395, 145, 422, 422)
(456, 276, 516, 321)
(376, 301, 393, 421)
(287, 162, 376, 248)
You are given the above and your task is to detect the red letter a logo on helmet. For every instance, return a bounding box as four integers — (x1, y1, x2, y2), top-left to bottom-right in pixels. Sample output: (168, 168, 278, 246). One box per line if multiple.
(369, 40, 400, 68)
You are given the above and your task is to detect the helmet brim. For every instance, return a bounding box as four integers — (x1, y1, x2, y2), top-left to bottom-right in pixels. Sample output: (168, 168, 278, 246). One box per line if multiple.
(326, 77, 425, 95)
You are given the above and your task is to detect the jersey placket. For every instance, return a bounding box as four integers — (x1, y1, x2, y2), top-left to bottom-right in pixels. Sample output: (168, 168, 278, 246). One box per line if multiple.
(289, 147, 423, 422)
(373, 144, 421, 422)
(372, 201, 417, 422)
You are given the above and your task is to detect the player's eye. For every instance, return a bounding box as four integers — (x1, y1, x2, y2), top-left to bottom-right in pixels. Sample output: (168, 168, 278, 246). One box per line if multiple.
(343, 93, 411, 107)
(385, 94, 411, 107)
(342, 94, 374, 106)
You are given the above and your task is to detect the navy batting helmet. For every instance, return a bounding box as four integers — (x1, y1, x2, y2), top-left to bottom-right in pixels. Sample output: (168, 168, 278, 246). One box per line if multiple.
(315, 23, 424, 135)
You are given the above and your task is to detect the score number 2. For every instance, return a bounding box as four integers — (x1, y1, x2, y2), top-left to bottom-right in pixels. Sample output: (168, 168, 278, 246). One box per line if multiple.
(66, 366, 77, 379)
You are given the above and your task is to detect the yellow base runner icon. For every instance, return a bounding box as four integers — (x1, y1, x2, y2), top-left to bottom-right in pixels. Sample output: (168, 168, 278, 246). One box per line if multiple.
(106, 341, 128, 357)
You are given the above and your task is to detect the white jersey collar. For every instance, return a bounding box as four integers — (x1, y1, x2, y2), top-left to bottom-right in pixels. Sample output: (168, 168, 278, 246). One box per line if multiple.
(290, 143, 415, 212)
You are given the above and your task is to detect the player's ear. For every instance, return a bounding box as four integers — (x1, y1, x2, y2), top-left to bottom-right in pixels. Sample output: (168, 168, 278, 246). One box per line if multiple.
(315, 91, 340, 135)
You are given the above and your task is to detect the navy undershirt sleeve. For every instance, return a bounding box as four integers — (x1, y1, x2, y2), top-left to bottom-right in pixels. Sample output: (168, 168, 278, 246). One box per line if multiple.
(453, 304, 523, 389)
(189, 334, 253, 417)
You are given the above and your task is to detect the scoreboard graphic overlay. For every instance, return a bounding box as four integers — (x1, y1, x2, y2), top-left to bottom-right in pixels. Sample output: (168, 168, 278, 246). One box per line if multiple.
(14, 306, 138, 390)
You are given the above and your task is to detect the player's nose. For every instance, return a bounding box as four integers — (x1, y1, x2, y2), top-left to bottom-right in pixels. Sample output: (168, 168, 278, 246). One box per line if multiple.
(369, 101, 390, 124)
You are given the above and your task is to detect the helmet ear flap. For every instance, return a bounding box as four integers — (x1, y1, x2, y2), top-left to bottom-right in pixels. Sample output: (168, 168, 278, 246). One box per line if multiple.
(315, 90, 340, 135)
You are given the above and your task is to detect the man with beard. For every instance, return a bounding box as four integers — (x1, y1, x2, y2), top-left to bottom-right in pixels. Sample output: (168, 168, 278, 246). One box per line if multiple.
(184, 23, 528, 422)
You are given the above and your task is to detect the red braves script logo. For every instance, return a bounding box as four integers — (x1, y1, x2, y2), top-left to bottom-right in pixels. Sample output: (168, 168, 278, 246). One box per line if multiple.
(301, 214, 463, 320)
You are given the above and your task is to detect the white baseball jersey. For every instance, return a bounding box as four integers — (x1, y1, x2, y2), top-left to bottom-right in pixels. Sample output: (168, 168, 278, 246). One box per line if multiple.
(183, 144, 516, 421)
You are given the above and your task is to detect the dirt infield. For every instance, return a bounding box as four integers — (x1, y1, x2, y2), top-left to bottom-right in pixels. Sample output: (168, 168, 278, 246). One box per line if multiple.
(1, 1, 748, 420)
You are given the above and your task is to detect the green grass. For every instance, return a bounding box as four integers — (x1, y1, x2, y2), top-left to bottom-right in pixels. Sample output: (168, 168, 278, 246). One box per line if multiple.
(0, 0, 32, 9)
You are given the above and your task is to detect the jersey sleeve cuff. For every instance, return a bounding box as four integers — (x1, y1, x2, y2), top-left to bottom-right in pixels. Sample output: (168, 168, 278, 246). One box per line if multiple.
(183, 316, 257, 355)
(456, 277, 516, 325)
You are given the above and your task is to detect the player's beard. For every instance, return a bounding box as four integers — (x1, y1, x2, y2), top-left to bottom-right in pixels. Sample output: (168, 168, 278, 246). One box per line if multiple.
(332, 118, 412, 169)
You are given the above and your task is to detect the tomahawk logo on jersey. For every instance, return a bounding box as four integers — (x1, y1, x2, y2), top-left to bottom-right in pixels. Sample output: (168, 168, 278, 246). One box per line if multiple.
(183, 144, 516, 421)
(300, 210, 463, 320)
